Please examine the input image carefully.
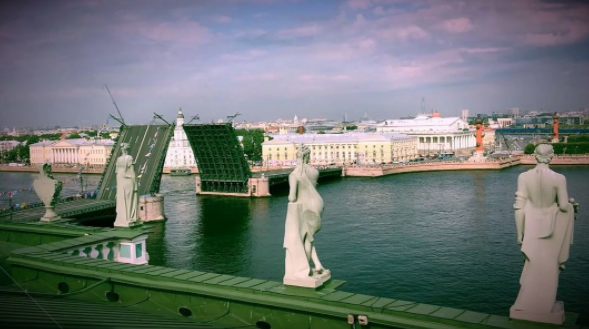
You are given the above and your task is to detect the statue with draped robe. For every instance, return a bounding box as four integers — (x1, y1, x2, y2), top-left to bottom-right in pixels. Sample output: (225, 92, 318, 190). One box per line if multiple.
(510, 144, 577, 324)
(283, 144, 331, 288)
(114, 143, 138, 227)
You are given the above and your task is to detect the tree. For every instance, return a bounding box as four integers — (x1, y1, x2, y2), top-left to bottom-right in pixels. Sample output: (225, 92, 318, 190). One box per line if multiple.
(67, 133, 82, 139)
(346, 125, 358, 131)
(524, 143, 536, 154)
(234, 128, 265, 161)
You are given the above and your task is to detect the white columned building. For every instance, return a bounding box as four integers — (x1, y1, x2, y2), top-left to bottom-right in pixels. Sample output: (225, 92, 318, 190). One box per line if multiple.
(163, 110, 197, 170)
(376, 113, 476, 155)
(29, 139, 114, 166)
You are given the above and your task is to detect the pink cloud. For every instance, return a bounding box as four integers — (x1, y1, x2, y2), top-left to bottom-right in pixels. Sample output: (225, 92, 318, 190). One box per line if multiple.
(275, 24, 321, 39)
(347, 0, 371, 10)
(523, 22, 589, 46)
(221, 49, 268, 61)
(213, 15, 232, 24)
(378, 25, 430, 41)
(358, 38, 376, 51)
(312, 39, 376, 61)
(234, 73, 277, 82)
(383, 50, 466, 87)
(442, 18, 473, 33)
(354, 14, 367, 27)
(299, 74, 350, 82)
(460, 47, 509, 54)
(117, 15, 211, 46)
(373, 6, 385, 16)
(233, 29, 267, 38)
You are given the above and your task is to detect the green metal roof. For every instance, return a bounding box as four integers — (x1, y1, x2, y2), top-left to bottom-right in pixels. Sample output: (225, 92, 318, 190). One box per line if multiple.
(0, 290, 217, 329)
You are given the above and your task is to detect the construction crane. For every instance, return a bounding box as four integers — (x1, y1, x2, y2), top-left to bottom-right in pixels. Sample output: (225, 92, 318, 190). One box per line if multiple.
(226, 112, 241, 123)
(187, 114, 200, 124)
(103, 84, 126, 126)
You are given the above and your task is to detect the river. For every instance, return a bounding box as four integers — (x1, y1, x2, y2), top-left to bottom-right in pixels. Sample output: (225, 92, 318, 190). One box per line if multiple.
(1, 166, 588, 319)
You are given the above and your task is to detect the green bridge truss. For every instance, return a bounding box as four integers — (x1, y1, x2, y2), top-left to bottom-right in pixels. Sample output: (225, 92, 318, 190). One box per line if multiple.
(97, 124, 174, 201)
(183, 124, 251, 194)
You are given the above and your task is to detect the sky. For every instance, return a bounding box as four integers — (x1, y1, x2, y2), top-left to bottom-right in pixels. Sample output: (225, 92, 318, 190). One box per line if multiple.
(0, 0, 588, 127)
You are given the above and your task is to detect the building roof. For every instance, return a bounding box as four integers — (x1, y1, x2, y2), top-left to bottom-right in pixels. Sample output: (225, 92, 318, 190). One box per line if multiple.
(30, 140, 56, 147)
(380, 115, 463, 127)
(31, 139, 114, 147)
(0, 140, 21, 146)
(263, 133, 415, 145)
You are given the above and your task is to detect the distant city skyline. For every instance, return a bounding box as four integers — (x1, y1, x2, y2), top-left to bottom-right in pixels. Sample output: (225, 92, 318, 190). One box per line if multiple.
(1, 0, 588, 127)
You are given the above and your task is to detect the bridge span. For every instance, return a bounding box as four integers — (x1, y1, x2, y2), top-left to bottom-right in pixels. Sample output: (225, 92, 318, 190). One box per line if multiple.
(0, 124, 174, 223)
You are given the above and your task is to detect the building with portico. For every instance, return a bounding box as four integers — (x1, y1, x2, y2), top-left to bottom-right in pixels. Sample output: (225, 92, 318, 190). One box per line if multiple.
(262, 133, 418, 166)
(29, 138, 115, 166)
(376, 113, 476, 155)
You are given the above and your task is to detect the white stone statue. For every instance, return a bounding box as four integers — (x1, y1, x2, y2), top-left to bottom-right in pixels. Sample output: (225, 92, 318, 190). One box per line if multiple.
(114, 143, 139, 227)
(33, 163, 63, 222)
(511, 144, 577, 324)
(283, 144, 331, 288)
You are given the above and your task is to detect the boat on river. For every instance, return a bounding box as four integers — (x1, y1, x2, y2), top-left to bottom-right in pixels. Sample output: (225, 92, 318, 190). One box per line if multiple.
(169, 168, 192, 176)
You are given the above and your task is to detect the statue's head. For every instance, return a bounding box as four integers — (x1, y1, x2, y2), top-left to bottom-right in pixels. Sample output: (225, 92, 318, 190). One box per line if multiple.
(40, 162, 54, 179)
(534, 144, 554, 164)
(42, 162, 52, 174)
(296, 144, 311, 163)
(121, 143, 130, 154)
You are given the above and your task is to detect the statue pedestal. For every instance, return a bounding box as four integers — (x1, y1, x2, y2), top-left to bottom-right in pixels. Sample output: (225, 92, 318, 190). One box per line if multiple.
(41, 206, 61, 222)
(114, 219, 142, 228)
(116, 234, 149, 265)
(284, 269, 331, 289)
(510, 301, 565, 325)
(469, 152, 486, 163)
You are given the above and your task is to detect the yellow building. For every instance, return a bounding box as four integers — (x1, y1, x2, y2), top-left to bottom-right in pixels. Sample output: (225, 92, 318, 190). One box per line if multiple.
(30, 138, 114, 166)
(262, 133, 418, 166)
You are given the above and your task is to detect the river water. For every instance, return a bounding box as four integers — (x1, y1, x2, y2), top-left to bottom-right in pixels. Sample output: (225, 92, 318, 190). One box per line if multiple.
(1, 166, 588, 319)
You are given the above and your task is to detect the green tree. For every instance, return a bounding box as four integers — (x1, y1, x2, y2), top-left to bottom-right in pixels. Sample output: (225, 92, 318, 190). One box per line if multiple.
(67, 133, 82, 139)
(346, 125, 358, 131)
(234, 129, 265, 161)
(524, 143, 536, 154)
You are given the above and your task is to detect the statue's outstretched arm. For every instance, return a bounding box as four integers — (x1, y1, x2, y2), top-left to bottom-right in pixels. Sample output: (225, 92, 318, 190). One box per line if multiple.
(288, 174, 298, 203)
(556, 175, 569, 212)
(514, 175, 526, 244)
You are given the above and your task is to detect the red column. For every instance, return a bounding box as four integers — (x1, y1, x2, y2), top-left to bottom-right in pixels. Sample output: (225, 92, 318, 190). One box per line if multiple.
(475, 118, 484, 153)
(553, 114, 559, 142)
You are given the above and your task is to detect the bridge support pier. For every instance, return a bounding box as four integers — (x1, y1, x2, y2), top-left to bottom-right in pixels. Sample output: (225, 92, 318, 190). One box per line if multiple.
(138, 194, 165, 222)
(194, 176, 271, 197)
(249, 177, 271, 197)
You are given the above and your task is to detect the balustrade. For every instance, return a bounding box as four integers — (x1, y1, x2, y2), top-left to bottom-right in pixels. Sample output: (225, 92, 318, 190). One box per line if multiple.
(64, 235, 148, 265)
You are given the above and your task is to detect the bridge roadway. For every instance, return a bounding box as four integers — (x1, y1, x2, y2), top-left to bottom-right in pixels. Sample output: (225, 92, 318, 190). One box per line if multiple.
(254, 166, 342, 187)
(0, 199, 116, 223)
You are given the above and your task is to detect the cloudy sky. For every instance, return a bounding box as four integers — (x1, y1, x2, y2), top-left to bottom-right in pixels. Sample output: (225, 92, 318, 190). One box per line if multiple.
(1, 0, 588, 127)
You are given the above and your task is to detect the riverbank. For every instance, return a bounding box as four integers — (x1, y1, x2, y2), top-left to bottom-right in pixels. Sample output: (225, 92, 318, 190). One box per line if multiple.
(0, 164, 104, 174)
(344, 158, 521, 177)
(519, 155, 589, 165)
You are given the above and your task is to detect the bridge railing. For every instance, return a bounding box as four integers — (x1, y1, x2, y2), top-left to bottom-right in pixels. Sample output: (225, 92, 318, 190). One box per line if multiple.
(20, 230, 151, 266)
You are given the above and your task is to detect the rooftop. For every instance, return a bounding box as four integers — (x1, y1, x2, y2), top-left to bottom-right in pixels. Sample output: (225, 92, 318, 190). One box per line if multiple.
(263, 133, 415, 145)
